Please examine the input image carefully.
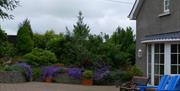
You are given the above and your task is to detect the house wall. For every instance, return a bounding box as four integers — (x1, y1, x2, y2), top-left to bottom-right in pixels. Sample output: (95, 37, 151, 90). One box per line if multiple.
(136, 0, 180, 75)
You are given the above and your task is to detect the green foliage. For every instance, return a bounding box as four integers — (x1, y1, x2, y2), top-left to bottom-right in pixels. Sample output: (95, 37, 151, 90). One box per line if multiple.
(127, 65, 143, 77)
(0, 27, 15, 58)
(0, 27, 7, 43)
(32, 67, 41, 81)
(24, 48, 57, 67)
(94, 70, 131, 85)
(73, 11, 90, 44)
(46, 35, 65, 60)
(0, 42, 16, 57)
(83, 70, 93, 79)
(107, 26, 136, 68)
(0, 65, 22, 72)
(0, 65, 13, 71)
(33, 30, 57, 49)
(0, 0, 19, 19)
(33, 33, 46, 49)
(16, 19, 34, 54)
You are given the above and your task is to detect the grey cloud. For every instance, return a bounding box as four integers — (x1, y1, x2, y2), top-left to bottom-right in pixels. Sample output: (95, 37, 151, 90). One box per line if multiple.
(1, 0, 136, 35)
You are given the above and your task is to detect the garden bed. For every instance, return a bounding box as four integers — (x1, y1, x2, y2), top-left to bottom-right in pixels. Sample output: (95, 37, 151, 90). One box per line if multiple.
(0, 71, 26, 83)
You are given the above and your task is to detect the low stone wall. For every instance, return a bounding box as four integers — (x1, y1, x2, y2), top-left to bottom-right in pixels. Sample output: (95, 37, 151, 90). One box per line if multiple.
(54, 73, 81, 84)
(0, 71, 26, 83)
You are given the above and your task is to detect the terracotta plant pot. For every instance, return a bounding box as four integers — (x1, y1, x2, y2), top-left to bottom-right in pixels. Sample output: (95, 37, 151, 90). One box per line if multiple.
(44, 77, 53, 82)
(82, 79, 93, 85)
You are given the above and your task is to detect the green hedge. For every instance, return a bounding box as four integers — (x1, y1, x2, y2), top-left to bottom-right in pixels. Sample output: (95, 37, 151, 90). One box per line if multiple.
(24, 48, 57, 66)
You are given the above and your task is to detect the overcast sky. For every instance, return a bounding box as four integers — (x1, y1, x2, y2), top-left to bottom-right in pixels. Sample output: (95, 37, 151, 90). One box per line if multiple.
(0, 0, 136, 35)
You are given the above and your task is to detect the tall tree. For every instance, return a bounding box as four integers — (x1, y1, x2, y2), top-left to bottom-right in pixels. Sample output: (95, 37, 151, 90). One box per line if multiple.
(0, 26, 7, 44)
(73, 11, 90, 44)
(109, 26, 136, 65)
(0, 0, 19, 19)
(0, 27, 15, 58)
(16, 19, 34, 54)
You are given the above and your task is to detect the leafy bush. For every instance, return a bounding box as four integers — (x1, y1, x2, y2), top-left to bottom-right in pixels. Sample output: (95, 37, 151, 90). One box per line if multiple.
(83, 70, 93, 79)
(33, 34, 46, 49)
(0, 42, 16, 58)
(16, 19, 34, 54)
(32, 67, 41, 81)
(93, 69, 131, 85)
(33, 30, 57, 49)
(0, 27, 7, 43)
(127, 65, 143, 77)
(0, 27, 15, 58)
(0, 65, 15, 71)
(24, 48, 57, 66)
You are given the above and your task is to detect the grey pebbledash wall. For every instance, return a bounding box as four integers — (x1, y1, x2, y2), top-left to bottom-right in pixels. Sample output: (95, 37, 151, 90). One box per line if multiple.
(136, 0, 180, 75)
(0, 71, 26, 83)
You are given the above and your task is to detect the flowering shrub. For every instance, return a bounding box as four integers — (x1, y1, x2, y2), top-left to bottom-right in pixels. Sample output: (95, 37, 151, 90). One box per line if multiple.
(41, 66, 62, 81)
(68, 68, 83, 80)
(10, 62, 32, 81)
(93, 66, 110, 81)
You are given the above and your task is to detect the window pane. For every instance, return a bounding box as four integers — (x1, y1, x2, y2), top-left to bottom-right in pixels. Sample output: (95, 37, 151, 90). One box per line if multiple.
(148, 45, 152, 63)
(160, 54, 164, 64)
(178, 44, 180, 53)
(160, 65, 164, 74)
(171, 54, 177, 64)
(155, 44, 159, 53)
(164, 0, 170, 11)
(179, 54, 180, 65)
(171, 44, 177, 53)
(160, 44, 164, 53)
(155, 54, 159, 63)
(155, 65, 159, 74)
(171, 65, 177, 74)
(148, 64, 151, 73)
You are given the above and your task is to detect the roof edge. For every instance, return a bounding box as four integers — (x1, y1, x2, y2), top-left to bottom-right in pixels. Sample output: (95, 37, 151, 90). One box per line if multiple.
(142, 39, 180, 43)
(128, 0, 144, 20)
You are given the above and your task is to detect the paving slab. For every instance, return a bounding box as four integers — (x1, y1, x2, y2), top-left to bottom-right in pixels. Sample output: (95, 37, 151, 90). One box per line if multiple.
(0, 82, 119, 91)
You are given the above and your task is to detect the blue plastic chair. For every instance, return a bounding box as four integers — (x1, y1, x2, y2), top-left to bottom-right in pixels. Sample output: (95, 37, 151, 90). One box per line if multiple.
(165, 75, 180, 90)
(138, 75, 171, 91)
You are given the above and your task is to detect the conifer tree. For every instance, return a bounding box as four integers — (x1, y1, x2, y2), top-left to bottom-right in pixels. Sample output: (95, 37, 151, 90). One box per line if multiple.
(16, 19, 34, 54)
(73, 11, 90, 43)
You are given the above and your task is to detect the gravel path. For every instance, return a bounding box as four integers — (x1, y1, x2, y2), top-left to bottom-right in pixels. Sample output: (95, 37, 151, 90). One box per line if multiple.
(0, 82, 119, 91)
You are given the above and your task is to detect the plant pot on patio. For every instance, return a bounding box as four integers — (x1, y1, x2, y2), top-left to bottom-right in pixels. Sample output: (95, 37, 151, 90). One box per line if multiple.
(44, 77, 53, 82)
(82, 79, 93, 85)
(82, 70, 93, 86)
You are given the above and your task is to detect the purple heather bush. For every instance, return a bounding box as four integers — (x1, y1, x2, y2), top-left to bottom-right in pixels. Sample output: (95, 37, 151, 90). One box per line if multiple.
(41, 66, 62, 81)
(67, 67, 83, 80)
(15, 62, 32, 81)
(93, 66, 110, 81)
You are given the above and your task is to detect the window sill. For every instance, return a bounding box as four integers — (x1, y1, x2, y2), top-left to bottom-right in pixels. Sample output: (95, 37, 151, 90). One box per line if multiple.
(158, 11, 171, 17)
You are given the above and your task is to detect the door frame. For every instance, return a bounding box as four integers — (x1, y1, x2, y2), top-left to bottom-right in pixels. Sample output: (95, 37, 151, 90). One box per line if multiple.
(147, 43, 171, 85)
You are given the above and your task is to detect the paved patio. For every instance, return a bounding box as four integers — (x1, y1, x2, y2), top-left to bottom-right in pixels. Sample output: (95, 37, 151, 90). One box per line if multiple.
(0, 82, 119, 91)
